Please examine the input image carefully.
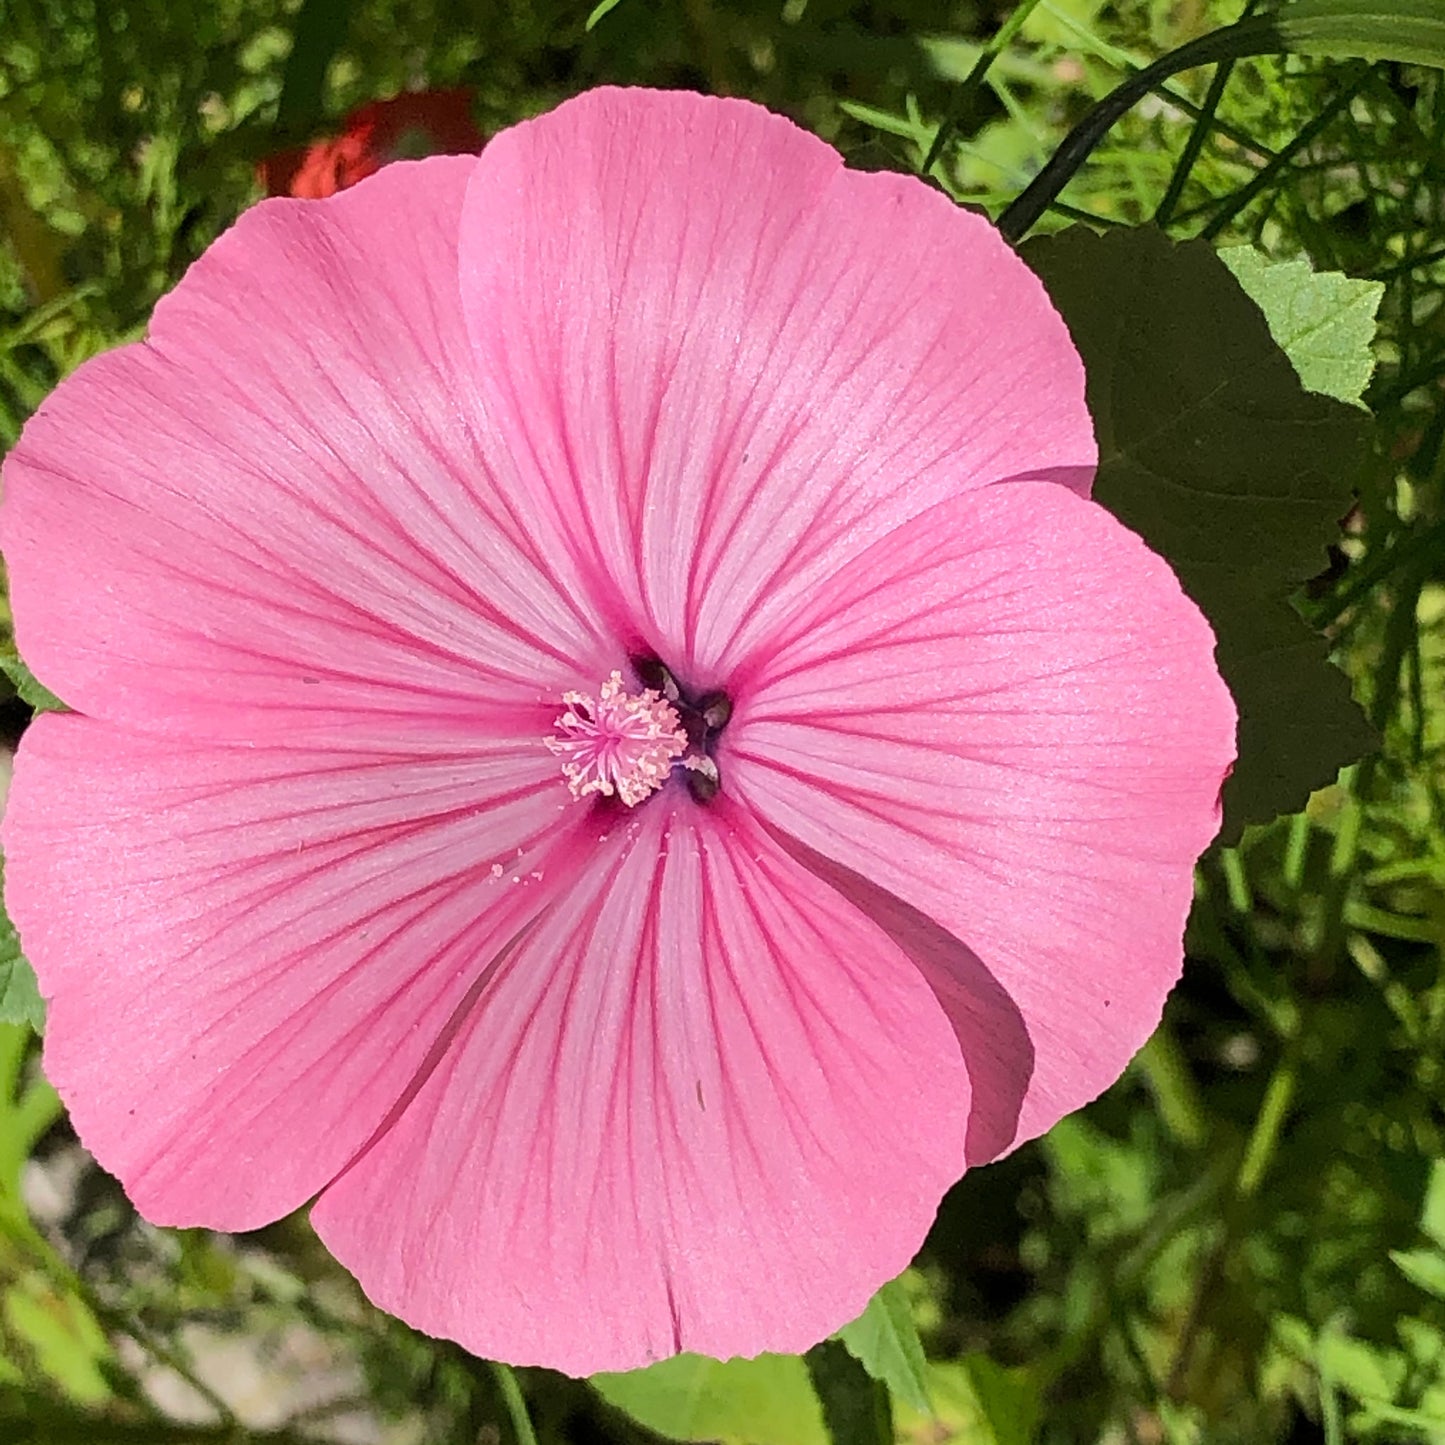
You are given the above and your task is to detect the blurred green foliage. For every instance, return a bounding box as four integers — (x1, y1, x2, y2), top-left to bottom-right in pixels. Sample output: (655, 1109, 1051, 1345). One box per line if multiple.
(2, 1, 1445, 1443)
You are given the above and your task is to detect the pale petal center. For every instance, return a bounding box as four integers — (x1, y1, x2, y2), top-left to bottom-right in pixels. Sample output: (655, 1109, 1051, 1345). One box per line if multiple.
(546, 671, 688, 807)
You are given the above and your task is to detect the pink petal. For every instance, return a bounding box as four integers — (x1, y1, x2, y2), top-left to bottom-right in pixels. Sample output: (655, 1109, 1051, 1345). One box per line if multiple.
(760, 826, 1033, 1167)
(456, 87, 1094, 682)
(0, 156, 607, 743)
(312, 796, 970, 1375)
(726, 481, 1236, 1151)
(3, 714, 582, 1230)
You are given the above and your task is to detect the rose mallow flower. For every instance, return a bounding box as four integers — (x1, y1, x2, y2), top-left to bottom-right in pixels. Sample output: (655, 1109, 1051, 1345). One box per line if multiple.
(0, 88, 1235, 1374)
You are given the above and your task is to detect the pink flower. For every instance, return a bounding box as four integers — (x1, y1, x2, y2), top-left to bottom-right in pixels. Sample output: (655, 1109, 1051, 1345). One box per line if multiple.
(0, 89, 1234, 1374)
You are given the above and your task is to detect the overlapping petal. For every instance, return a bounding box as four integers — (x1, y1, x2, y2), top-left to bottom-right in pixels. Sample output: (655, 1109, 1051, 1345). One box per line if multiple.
(0, 156, 606, 744)
(727, 481, 1236, 1149)
(4, 714, 581, 1229)
(313, 797, 970, 1374)
(456, 88, 1095, 681)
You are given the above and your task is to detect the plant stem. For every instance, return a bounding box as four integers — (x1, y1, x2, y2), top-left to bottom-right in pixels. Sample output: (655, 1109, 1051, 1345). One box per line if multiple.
(1199, 67, 1369, 240)
(1373, 243, 1445, 282)
(1137, 1027, 1209, 1149)
(491, 1362, 538, 1445)
(1236, 1060, 1297, 1198)
(998, 13, 1299, 242)
(920, 0, 1047, 176)
(1154, 60, 1234, 227)
(1155, 0, 1268, 228)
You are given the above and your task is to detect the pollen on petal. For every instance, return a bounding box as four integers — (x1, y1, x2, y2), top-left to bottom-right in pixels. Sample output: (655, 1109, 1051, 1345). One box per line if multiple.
(546, 671, 687, 807)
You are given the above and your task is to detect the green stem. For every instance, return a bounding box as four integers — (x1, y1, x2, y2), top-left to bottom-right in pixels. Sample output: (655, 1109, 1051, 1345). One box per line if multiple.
(1236, 1060, 1297, 1198)
(1283, 810, 1312, 891)
(1153, 55, 1237, 228)
(491, 1362, 538, 1445)
(1220, 848, 1253, 915)
(1199, 67, 1369, 240)
(995, 0, 1433, 245)
(1373, 243, 1445, 282)
(1320, 1349, 1345, 1445)
(1137, 1027, 1209, 1149)
(998, 15, 1292, 242)
(0, 1205, 242, 1429)
(1166, 1039, 1302, 1393)
(920, 0, 1048, 176)
(1309, 517, 1445, 629)
(1047, 199, 1129, 228)
(1156, 0, 1266, 228)
(1023, 0, 1276, 160)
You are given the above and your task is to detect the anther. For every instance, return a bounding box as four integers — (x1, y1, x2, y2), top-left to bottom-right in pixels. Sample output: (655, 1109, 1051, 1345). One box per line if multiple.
(546, 671, 687, 807)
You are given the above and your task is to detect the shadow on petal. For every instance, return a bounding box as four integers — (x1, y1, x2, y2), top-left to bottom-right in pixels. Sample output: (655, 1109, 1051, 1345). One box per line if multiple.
(759, 822, 1035, 1166)
(989, 463, 1097, 498)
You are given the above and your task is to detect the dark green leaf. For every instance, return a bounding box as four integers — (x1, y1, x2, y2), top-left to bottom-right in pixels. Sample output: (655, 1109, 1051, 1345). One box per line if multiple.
(0, 860, 43, 1034)
(1024, 226, 1376, 840)
(834, 1277, 930, 1412)
(805, 1339, 891, 1445)
(274, 0, 351, 140)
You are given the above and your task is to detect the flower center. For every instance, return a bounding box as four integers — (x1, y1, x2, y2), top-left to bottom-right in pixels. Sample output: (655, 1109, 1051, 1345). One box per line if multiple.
(546, 663, 732, 807)
(546, 671, 688, 807)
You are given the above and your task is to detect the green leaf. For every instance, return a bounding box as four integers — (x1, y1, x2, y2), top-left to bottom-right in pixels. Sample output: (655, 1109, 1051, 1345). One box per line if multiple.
(1317, 1326, 1407, 1405)
(3, 1279, 112, 1405)
(1421, 1159, 1445, 1250)
(892, 1358, 1042, 1445)
(0, 649, 64, 713)
(1024, 226, 1376, 840)
(960, 1357, 1044, 1445)
(805, 1339, 891, 1445)
(1275, 0, 1445, 69)
(1392, 1248, 1445, 1299)
(591, 1353, 828, 1445)
(834, 1276, 930, 1412)
(1218, 247, 1383, 408)
(0, 860, 42, 1033)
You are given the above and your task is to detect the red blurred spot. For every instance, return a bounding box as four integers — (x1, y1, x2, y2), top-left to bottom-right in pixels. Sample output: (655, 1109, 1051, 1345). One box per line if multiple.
(258, 89, 484, 199)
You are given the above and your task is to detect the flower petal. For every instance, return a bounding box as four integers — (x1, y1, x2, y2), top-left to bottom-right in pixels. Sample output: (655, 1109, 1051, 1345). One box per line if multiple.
(456, 87, 1094, 682)
(0, 155, 606, 742)
(759, 825, 1033, 1167)
(3, 714, 581, 1230)
(312, 796, 970, 1375)
(726, 481, 1236, 1149)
